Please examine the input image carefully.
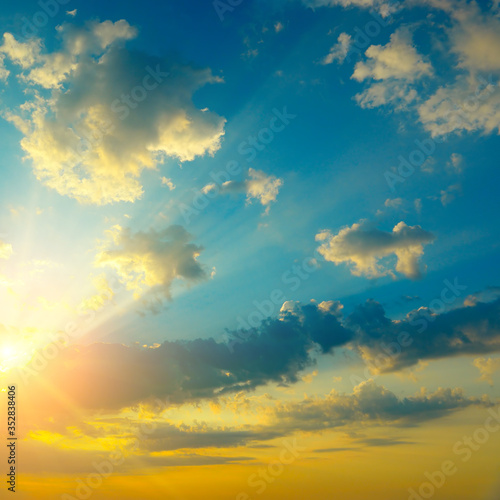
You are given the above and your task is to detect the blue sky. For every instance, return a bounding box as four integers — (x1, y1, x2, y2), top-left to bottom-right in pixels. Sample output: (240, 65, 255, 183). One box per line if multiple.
(0, 1, 500, 499)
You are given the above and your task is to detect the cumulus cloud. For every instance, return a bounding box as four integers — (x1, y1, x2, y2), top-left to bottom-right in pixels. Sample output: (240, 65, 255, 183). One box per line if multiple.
(315, 220, 435, 279)
(95, 225, 207, 302)
(322, 33, 352, 65)
(352, 29, 432, 108)
(3, 20, 225, 205)
(203, 168, 283, 212)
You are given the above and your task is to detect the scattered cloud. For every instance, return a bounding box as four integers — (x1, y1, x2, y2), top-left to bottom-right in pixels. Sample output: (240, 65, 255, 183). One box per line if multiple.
(161, 177, 176, 190)
(315, 220, 435, 279)
(20, 300, 353, 411)
(3, 20, 225, 205)
(203, 168, 283, 213)
(352, 29, 432, 108)
(473, 357, 500, 386)
(322, 33, 352, 65)
(0, 240, 13, 260)
(94, 225, 207, 302)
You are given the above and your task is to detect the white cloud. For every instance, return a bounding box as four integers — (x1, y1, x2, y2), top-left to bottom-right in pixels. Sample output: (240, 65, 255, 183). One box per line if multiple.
(315, 220, 435, 279)
(0, 33, 41, 70)
(384, 198, 404, 210)
(352, 30, 432, 108)
(352, 30, 432, 82)
(161, 177, 176, 190)
(3, 20, 226, 205)
(322, 33, 352, 65)
(302, 0, 399, 17)
(203, 168, 283, 212)
(418, 74, 499, 136)
(95, 225, 207, 301)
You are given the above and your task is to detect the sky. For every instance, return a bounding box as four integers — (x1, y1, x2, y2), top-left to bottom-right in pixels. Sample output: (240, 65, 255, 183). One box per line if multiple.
(0, 0, 499, 499)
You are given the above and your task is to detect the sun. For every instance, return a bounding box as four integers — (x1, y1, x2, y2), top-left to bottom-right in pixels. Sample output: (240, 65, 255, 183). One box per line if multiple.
(0, 343, 31, 373)
(1, 345, 16, 358)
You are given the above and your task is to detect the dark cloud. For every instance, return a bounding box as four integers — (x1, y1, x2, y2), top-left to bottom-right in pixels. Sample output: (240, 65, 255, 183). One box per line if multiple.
(347, 296, 500, 372)
(19, 301, 352, 412)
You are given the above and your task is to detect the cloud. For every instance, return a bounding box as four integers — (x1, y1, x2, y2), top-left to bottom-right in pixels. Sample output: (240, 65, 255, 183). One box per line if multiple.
(14, 289, 500, 424)
(203, 168, 283, 212)
(19, 301, 352, 412)
(438, 183, 461, 206)
(315, 220, 435, 279)
(353, 30, 432, 82)
(417, 74, 499, 136)
(384, 198, 405, 210)
(0, 54, 8, 81)
(449, 4, 500, 73)
(274, 380, 490, 431)
(0, 33, 41, 70)
(94, 225, 207, 302)
(322, 33, 352, 65)
(301, 0, 399, 17)
(410, 3, 500, 136)
(3, 20, 225, 205)
(161, 177, 176, 190)
(347, 295, 500, 372)
(473, 357, 500, 385)
(448, 153, 464, 173)
(0, 240, 13, 260)
(352, 29, 432, 108)
(79, 274, 115, 312)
